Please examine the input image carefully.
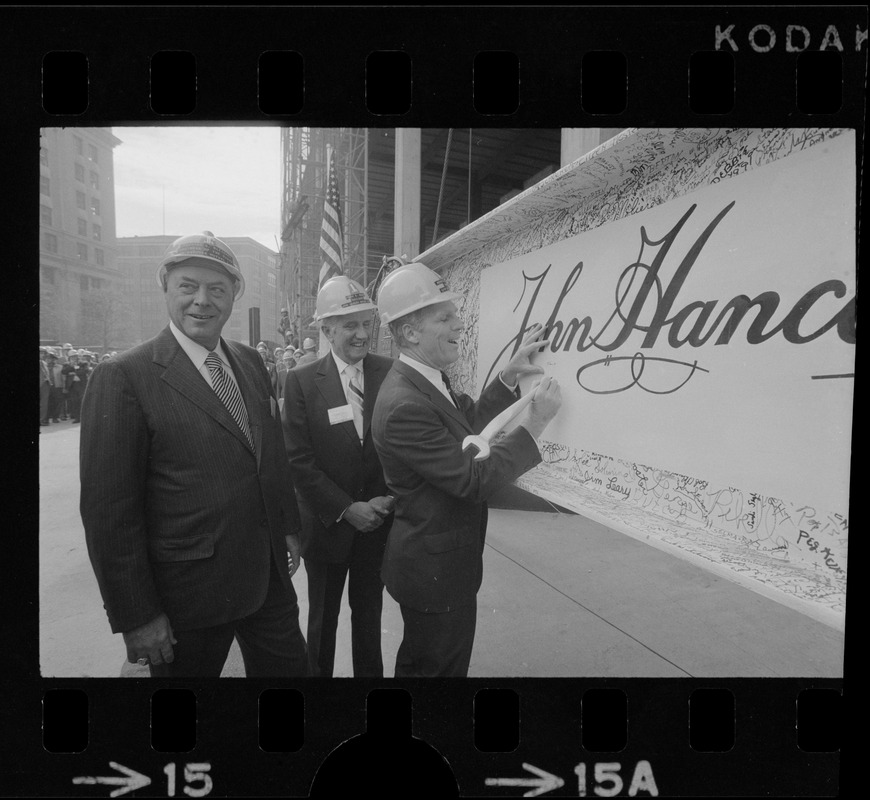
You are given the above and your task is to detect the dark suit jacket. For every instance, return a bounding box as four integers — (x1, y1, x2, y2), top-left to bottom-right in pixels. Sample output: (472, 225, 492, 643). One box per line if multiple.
(282, 352, 393, 563)
(79, 326, 302, 634)
(371, 359, 541, 613)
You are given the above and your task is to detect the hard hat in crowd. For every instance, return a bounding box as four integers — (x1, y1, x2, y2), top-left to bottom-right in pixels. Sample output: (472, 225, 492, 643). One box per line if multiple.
(315, 275, 377, 321)
(302, 337, 316, 350)
(376, 261, 463, 324)
(63, 343, 73, 349)
(156, 231, 245, 300)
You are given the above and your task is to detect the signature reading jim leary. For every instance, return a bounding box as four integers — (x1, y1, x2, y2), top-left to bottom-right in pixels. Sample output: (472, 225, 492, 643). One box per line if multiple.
(483, 202, 855, 394)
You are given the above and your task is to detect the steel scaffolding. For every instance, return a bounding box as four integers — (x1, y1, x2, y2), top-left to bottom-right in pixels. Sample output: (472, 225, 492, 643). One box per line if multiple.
(279, 127, 368, 345)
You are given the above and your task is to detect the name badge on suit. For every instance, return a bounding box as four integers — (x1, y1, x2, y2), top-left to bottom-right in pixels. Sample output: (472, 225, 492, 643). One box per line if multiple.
(328, 404, 354, 425)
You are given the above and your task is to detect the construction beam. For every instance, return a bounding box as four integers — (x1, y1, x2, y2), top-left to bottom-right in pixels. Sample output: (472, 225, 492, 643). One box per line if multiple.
(561, 128, 603, 166)
(394, 128, 421, 260)
(421, 129, 526, 227)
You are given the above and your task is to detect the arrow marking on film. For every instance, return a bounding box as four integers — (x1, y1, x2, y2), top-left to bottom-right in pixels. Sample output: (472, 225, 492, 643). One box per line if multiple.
(72, 762, 151, 797)
(485, 762, 564, 797)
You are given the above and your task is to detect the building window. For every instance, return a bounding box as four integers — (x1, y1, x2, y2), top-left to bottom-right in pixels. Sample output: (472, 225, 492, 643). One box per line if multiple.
(44, 233, 58, 253)
(40, 205, 52, 225)
(95, 248, 104, 266)
(91, 277, 102, 290)
(75, 163, 85, 182)
(76, 191, 86, 210)
(267, 272, 277, 287)
(90, 171, 99, 190)
(74, 135, 83, 155)
(40, 176, 50, 196)
(93, 224, 101, 241)
(88, 144, 98, 163)
(77, 244, 88, 261)
(77, 218, 87, 236)
(90, 197, 100, 216)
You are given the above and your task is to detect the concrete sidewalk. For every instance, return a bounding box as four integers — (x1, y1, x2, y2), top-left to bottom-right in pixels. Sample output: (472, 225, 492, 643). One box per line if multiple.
(39, 421, 843, 679)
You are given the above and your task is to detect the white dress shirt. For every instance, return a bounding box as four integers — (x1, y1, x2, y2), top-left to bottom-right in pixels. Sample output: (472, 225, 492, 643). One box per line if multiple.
(169, 321, 244, 396)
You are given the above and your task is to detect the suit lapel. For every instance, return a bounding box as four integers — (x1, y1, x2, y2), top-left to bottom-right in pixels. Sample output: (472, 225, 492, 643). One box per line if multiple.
(362, 355, 390, 440)
(393, 359, 475, 433)
(155, 328, 255, 458)
(315, 353, 361, 449)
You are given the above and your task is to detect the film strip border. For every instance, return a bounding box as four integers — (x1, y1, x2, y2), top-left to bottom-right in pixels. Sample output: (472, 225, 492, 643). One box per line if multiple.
(4, 4, 861, 798)
(5, 7, 867, 125)
(3, 679, 843, 796)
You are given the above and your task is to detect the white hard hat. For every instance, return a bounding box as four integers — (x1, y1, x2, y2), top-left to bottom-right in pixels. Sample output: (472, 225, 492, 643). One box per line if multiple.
(315, 275, 377, 321)
(376, 262, 463, 324)
(156, 231, 245, 300)
(302, 337, 316, 350)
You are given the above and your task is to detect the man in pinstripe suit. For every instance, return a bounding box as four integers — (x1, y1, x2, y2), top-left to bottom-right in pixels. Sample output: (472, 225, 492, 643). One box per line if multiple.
(80, 232, 308, 678)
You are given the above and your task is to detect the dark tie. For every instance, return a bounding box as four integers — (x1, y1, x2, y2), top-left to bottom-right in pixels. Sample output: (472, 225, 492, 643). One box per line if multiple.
(441, 372, 459, 408)
(205, 352, 254, 450)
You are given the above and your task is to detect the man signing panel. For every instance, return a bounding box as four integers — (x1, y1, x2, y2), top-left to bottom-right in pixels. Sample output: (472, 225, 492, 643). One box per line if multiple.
(372, 262, 562, 678)
(80, 231, 308, 678)
(282, 275, 394, 677)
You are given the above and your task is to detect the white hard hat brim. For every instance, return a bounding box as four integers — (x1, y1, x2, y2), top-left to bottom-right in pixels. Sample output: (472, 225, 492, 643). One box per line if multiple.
(379, 290, 464, 324)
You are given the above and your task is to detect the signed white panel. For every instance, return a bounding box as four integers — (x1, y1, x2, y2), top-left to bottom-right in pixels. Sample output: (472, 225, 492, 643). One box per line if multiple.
(479, 132, 854, 516)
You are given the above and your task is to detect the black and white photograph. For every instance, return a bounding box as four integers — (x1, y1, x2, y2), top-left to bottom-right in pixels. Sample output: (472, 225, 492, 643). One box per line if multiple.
(38, 125, 851, 682)
(9, 4, 863, 797)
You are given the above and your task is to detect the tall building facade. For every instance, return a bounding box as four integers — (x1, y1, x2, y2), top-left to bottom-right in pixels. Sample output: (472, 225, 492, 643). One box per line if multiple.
(116, 235, 282, 349)
(39, 127, 125, 351)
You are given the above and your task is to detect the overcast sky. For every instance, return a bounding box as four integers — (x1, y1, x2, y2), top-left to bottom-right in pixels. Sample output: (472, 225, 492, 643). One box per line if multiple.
(112, 126, 283, 251)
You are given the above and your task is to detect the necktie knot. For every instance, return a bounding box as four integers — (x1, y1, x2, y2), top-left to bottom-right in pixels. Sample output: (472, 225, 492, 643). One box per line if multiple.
(441, 372, 459, 407)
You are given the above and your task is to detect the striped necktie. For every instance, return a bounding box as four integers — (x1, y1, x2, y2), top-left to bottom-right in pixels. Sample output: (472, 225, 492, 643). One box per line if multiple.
(205, 352, 254, 450)
(346, 362, 364, 441)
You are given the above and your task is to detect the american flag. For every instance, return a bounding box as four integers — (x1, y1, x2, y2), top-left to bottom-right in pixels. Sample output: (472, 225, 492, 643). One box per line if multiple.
(318, 146, 344, 288)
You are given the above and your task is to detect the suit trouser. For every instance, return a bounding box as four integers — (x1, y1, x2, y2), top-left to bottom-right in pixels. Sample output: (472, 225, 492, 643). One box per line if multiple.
(48, 387, 64, 420)
(39, 381, 50, 423)
(67, 386, 83, 421)
(394, 600, 477, 678)
(304, 533, 385, 677)
(149, 563, 308, 678)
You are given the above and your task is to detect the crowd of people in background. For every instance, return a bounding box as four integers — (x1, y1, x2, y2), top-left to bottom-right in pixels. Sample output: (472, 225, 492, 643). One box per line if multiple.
(256, 336, 319, 404)
(39, 344, 116, 428)
(40, 333, 323, 428)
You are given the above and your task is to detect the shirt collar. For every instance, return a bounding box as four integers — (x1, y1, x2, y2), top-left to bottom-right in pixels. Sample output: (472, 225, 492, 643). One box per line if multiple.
(169, 321, 229, 370)
(331, 348, 363, 376)
(398, 353, 448, 390)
